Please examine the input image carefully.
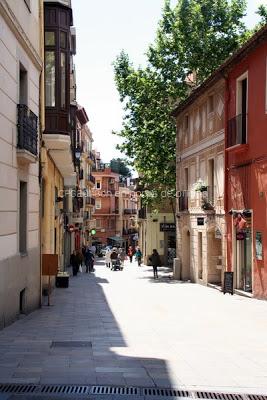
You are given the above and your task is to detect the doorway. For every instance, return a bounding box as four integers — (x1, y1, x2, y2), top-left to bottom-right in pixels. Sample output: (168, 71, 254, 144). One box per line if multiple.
(236, 227, 252, 292)
(181, 228, 191, 280)
(207, 227, 222, 285)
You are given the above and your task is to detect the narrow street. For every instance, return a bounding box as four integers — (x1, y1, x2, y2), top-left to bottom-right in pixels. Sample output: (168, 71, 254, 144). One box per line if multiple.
(0, 259, 267, 394)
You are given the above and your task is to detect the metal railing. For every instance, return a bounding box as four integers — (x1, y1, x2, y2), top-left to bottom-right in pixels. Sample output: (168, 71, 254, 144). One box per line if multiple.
(138, 207, 146, 219)
(87, 174, 95, 184)
(227, 113, 247, 148)
(88, 151, 95, 163)
(17, 104, 38, 155)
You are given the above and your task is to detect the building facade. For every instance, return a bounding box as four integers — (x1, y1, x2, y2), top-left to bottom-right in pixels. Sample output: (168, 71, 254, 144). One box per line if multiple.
(0, 0, 43, 327)
(118, 185, 138, 248)
(225, 26, 267, 298)
(173, 80, 226, 286)
(41, 0, 77, 276)
(138, 203, 176, 266)
(92, 163, 120, 247)
(75, 110, 96, 248)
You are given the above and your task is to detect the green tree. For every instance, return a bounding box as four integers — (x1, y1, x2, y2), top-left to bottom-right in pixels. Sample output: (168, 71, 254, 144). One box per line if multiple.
(110, 158, 131, 177)
(256, 4, 267, 25)
(113, 0, 248, 208)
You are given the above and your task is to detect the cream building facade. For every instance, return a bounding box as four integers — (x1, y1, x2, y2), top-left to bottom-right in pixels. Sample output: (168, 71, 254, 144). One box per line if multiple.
(173, 79, 226, 286)
(138, 204, 176, 266)
(0, 0, 43, 327)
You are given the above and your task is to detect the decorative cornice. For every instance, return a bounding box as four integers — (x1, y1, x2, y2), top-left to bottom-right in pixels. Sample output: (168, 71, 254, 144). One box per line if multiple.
(0, 0, 42, 70)
(178, 130, 224, 161)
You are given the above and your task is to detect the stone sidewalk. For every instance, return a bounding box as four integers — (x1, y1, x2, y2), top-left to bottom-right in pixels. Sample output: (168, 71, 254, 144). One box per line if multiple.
(0, 259, 267, 394)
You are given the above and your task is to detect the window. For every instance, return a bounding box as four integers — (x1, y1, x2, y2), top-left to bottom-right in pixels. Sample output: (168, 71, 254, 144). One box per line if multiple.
(45, 31, 55, 46)
(96, 180, 101, 189)
(208, 95, 214, 114)
(184, 115, 189, 131)
(96, 219, 102, 229)
(208, 158, 215, 205)
(95, 199, 101, 209)
(60, 32, 67, 48)
(19, 181, 27, 254)
(236, 74, 248, 144)
(60, 52, 66, 108)
(19, 63, 28, 105)
(45, 51, 56, 107)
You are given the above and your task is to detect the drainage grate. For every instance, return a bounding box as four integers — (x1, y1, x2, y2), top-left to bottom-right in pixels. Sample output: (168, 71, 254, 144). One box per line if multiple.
(91, 386, 139, 395)
(143, 388, 190, 397)
(0, 384, 38, 394)
(195, 392, 244, 400)
(40, 385, 89, 394)
(50, 341, 92, 348)
(247, 396, 267, 400)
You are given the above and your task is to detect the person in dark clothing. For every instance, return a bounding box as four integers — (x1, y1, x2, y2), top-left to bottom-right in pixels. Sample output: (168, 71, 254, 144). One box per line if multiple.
(70, 250, 79, 276)
(128, 246, 134, 263)
(149, 249, 161, 279)
(135, 247, 142, 266)
(84, 248, 95, 273)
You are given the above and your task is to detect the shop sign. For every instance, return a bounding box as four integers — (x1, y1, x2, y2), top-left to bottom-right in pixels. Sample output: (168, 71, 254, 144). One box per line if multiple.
(215, 227, 222, 239)
(160, 223, 176, 232)
(255, 231, 263, 260)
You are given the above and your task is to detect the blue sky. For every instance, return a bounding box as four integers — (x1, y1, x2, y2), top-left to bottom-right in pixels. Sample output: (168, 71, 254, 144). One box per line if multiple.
(73, 0, 265, 162)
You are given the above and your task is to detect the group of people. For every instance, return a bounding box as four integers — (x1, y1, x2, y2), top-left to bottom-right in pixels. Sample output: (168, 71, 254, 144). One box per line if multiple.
(70, 245, 95, 276)
(70, 244, 162, 280)
(105, 247, 126, 268)
(105, 245, 161, 279)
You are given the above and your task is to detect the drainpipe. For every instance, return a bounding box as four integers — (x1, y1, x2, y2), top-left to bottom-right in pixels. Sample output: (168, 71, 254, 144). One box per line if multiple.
(38, 0, 44, 307)
(224, 73, 230, 273)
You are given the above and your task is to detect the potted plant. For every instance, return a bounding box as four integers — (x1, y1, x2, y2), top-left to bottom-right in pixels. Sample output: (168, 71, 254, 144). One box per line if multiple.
(201, 199, 214, 211)
(194, 179, 208, 192)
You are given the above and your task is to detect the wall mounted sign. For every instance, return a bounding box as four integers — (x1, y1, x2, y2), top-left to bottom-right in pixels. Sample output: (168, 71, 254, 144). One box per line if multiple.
(160, 223, 176, 232)
(197, 217, 204, 226)
(255, 231, 263, 260)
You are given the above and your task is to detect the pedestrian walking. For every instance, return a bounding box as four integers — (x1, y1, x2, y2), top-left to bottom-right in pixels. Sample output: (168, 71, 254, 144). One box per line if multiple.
(128, 246, 134, 263)
(105, 248, 112, 268)
(70, 250, 79, 276)
(149, 249, 161, 279)
(84, 247, 95, 273)
(135, 247, 142, 266)
(118, 247, 126, 267)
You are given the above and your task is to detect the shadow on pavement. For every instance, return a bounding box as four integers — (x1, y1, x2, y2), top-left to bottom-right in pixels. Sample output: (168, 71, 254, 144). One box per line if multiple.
(0, 260, 175, 389)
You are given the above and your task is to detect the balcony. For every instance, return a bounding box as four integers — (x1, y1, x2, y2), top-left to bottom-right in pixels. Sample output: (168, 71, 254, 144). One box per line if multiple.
(227, 113, 247, 149)
(178, 192, 188, 212)
(17, 104, 38, 163)
(88, 151, 95, 164)
(124, 209, 132, 215)
(131, 209, 137, 214)
(85, 196, 95, 207)
(87, 174, 95, 185)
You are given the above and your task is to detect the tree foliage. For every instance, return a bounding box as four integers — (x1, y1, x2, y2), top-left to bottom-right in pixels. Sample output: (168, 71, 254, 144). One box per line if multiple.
(110, 157, 131, 177)
(113, 0, 249, 205)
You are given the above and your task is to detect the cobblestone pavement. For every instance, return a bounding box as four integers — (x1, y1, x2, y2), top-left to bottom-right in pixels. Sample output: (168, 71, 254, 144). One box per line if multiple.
(0, 259, 267, 394)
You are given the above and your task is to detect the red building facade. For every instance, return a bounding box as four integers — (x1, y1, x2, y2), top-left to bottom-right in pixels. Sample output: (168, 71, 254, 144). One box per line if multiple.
(225, 27, 267, 298)
(92, 167, 120, 246)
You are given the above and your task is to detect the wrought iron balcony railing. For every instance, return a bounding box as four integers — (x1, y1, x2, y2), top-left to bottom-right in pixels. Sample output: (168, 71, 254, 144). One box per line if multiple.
(227, 113, 247, 148)
(17, 104, 38, 156)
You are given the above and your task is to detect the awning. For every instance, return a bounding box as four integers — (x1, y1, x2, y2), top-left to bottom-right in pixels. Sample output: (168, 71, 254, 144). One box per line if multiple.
(108, 236, 124, 243)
